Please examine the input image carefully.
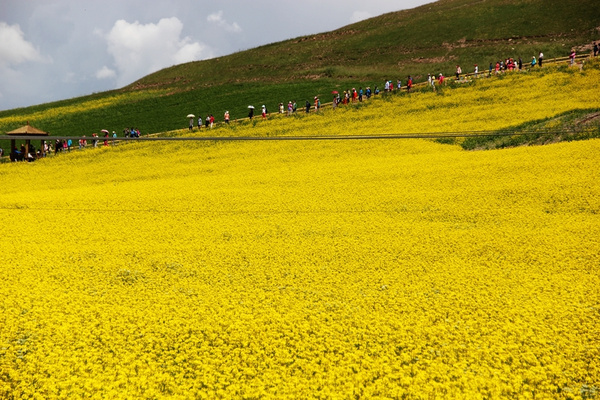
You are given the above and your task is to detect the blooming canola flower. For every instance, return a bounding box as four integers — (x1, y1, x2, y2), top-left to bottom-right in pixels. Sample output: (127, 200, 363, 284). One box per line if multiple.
(0, 64, 599, 399)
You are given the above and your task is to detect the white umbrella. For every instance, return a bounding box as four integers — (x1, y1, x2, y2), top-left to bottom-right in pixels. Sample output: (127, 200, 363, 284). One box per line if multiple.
(101, 129, 109, 134)
(187, 114, 195, 118)
(247, 105, 255, 109)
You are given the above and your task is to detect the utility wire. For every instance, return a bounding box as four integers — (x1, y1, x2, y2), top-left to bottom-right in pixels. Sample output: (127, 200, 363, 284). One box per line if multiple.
(0, 129, 578, 142)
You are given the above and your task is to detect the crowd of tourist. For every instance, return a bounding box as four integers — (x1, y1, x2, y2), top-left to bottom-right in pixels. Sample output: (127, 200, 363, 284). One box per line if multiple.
(5, 43, 598, 162)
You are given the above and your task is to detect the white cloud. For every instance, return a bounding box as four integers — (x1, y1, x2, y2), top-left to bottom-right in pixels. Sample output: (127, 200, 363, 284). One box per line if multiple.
(350, 11, 373, 23)
(62, 72, 77, 84)
(0, 22, 44, 67)
(104, 17, 212, 86)
(96, 66, 117, 79)
(207, 11, 242, 33)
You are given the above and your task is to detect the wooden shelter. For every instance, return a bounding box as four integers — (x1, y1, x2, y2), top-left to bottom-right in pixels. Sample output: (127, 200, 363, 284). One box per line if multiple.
(6, 122, 49, 161)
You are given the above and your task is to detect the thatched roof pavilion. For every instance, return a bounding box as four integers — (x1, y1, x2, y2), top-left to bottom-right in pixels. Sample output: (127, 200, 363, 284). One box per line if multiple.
(6, 123, 49, 136)
(5, 122, 49, 161)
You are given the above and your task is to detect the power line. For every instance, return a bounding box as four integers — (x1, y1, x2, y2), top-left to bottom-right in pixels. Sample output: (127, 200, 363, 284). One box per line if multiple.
(0, 130, 577, 142)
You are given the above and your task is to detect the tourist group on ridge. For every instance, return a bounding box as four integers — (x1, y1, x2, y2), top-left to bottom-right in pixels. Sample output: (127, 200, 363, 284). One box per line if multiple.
(4, 42, 598, 162)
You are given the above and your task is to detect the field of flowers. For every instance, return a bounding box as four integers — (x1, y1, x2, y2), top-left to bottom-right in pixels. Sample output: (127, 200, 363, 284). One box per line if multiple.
(1, 64, 599, 399)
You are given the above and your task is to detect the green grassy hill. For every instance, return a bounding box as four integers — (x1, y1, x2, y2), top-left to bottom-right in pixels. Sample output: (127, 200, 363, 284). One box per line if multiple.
(1, 0, 599, 140)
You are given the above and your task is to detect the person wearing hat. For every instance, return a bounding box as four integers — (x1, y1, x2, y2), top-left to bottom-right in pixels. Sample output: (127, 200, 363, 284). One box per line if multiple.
(224, 111, 230, 124)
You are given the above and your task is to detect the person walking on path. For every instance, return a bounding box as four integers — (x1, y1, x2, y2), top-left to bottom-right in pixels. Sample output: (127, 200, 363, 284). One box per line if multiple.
(569, 49, 576, 65)
(594, 42, 598, 57)
(197, 115, 202, 130)
(224, 111, 230, 124)
(531, 56, 537, 68)
(538, 52, 544, 67)
(455, 65, 462, 79)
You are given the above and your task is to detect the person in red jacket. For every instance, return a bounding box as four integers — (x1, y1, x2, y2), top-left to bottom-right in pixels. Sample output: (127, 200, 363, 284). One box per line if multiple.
(569, 49, 576, 65)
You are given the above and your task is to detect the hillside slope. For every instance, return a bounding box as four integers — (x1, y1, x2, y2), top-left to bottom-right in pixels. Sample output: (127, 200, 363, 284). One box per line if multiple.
(1, 57, 600, 398)
(0, 0, 599, 139)
(130, 0, 599, 88)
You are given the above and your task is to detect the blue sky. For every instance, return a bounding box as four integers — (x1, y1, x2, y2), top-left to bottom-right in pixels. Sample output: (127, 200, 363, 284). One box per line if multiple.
(0, 0, 431, 111)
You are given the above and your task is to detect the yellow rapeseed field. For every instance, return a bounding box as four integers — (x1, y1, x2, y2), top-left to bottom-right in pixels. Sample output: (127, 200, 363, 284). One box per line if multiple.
(224, 62, 600, 138)
(0, 64, 599, 399)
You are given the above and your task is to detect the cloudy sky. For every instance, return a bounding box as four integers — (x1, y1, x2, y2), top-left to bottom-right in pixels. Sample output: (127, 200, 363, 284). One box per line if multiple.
(0, 0, 431, 111)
